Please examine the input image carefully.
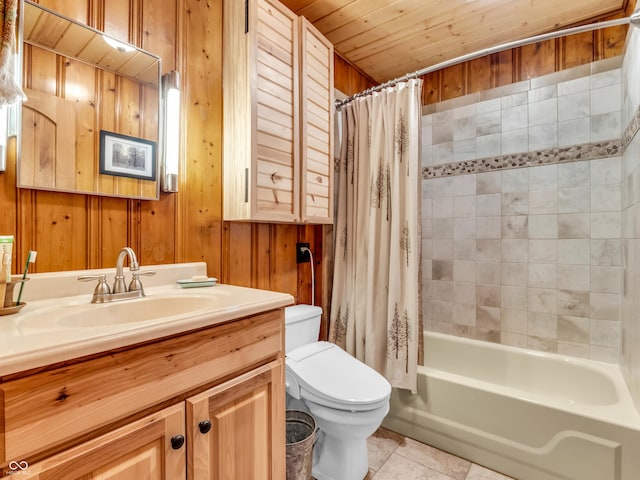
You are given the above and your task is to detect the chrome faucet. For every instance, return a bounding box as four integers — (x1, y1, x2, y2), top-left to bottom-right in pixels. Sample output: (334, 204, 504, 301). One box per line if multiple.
(78, 246, 155, 303)
(113, 247, 139, 293)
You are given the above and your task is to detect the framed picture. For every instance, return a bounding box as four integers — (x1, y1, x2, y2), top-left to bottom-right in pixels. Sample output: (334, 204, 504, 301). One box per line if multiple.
(99, 130, 157, 181)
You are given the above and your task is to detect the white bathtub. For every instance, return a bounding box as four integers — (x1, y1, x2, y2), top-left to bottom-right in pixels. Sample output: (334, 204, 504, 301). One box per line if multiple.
(382, 331, 640, 480)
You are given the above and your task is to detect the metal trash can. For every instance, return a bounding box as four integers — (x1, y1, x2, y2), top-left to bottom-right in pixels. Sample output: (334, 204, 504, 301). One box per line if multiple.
(286, 410, 316, 480)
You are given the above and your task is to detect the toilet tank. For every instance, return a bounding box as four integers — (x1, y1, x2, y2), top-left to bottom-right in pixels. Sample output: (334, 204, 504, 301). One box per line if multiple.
(284, 304, 323, 353)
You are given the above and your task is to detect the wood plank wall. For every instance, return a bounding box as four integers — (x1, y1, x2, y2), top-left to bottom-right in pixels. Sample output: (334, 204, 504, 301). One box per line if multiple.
(420, 2, 637, 105)
(334, 2, 636, 105)
(0, 0, 635, 329)
(0, 0, 320, 309)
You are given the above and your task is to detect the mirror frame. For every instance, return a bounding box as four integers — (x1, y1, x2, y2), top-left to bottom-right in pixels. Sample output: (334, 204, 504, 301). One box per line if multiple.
(17, 0, 162, 200)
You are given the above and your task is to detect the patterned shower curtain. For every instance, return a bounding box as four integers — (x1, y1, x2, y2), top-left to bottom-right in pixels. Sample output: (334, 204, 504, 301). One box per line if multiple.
(330, 79, 422, 393)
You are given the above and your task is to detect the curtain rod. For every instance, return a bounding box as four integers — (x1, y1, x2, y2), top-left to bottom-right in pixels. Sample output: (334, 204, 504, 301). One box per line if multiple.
(335, 8, 640, 109)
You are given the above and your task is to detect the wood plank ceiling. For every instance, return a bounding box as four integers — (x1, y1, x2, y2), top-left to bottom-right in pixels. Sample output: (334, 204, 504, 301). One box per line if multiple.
(280, 0, 628, 83)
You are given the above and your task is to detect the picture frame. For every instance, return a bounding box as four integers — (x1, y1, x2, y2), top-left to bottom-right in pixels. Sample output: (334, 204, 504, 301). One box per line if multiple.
(99, 130, 157, 181)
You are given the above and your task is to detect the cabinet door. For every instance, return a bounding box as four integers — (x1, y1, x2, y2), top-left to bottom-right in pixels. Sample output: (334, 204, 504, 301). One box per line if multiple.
(187, 359, 285, 480)
(0, 404, 185, 480)
(223, 0, 300, 222)
(299, 17, 334, 224)
(254, 0, 300, 222)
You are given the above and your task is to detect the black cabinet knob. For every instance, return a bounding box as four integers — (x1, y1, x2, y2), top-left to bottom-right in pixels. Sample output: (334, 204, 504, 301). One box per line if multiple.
(170, 434, 185, 450)
(199, 420, 212, 434)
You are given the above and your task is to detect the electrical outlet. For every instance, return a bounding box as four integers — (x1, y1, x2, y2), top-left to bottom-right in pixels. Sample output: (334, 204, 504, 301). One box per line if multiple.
(296, 242, 311, 263)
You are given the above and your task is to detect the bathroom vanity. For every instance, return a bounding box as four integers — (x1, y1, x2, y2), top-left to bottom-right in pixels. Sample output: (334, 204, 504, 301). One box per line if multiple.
(0, 262, 293, 479)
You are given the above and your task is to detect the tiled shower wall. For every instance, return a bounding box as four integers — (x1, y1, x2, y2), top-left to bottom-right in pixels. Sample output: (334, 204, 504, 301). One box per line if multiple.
(621, 26, 640, 410)
(422, 60, 625, 363)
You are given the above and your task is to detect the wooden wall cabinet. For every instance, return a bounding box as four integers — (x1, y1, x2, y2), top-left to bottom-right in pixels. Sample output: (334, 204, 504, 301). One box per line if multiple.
(222, 0, 334, 224)
(299, 17, 334, 224)
(0, 310, 285, 479)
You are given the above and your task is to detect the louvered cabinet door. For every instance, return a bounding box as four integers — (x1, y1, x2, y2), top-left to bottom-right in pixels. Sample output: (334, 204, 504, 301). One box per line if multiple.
(299, 17, 334, 224)
(223, 0, 299, 222)
(254, 0, 300, 222)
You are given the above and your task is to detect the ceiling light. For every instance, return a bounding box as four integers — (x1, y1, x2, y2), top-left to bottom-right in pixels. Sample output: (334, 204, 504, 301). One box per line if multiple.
(103, 35, 135, 53)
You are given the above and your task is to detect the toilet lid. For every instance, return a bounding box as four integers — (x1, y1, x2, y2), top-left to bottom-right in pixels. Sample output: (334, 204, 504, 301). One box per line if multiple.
(286, 342, 391, 410)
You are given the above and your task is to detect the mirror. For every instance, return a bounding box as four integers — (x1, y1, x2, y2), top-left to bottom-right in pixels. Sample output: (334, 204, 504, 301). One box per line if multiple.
(17, 0, 161, 200)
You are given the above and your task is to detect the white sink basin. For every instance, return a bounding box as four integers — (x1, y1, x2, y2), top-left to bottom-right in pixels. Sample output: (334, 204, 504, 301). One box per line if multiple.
(0, 263, 295, 378)
(18, 293, 226, 330)
(60, 295, 220, 327)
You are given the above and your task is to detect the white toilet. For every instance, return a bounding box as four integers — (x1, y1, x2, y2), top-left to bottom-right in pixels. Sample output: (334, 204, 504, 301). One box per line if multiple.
(285, 305, 391, 480)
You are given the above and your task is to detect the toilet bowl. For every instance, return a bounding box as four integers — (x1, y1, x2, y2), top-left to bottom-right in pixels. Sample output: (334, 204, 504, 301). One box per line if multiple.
(285, 305, 391, 480)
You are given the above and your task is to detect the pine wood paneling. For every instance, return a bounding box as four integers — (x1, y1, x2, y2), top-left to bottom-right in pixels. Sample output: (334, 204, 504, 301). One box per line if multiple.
(5, 0, 636, 320)
(0, 139, 18, 248)
(441, 63, 465, 101)
(561, 31, 597, 70)
(421, 71, 439, 106)
(96, 197, 130, 268)
(270, 224, 298, 295)
(418, 10, 632, 105)
(64, 60, 96, 193)
(224, 222, 253, 288)
(333, 53, 375, 96)
(466, 57, 492, 96)
(252, 224, 272, 291)
(3, 0, 320, 310)
(519, 39, 557, 80)
(179, 0, 223, 272)
(103, 0, 130, 40)
(34, 192, 88, 271)
(281, 0, 627, 83)
(40, 0, 87, 24)
(494, 50, 516, 88)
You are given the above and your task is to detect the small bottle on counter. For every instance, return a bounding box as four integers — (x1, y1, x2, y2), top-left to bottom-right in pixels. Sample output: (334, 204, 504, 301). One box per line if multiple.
(0, 235, 13, 306)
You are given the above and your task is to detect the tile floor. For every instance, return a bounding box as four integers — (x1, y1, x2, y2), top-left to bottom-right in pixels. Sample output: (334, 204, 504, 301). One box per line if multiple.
(364, 427, 515, 480)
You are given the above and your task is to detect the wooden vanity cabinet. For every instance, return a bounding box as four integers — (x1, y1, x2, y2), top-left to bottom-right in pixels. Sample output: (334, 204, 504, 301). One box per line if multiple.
(187, 360, 285, 479)
(222, 0, 334, 224)
(0, 404, 187, 479)
(0, 309, 286, 479)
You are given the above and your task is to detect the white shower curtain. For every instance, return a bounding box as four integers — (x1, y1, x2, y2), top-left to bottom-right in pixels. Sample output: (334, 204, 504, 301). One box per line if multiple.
(330, 79, 422, 393)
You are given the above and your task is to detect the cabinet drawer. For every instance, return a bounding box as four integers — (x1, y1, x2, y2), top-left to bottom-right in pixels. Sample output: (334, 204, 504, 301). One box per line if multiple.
(0, 310, 283, 463)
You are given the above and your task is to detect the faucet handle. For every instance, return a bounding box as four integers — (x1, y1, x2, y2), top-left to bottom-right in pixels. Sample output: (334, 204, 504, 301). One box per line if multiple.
(128, 270, 156, 293)
(78, 274, 111, 300)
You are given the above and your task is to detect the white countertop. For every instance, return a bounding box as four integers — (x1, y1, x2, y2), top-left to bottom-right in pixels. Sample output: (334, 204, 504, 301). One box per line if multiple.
(0, 262, 294, 377)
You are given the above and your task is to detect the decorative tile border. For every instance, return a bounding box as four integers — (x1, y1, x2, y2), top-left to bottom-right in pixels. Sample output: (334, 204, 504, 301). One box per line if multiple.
(622, 102, 640, 152)
(423, 140, 621, 178)
(420, 53, 639, 180)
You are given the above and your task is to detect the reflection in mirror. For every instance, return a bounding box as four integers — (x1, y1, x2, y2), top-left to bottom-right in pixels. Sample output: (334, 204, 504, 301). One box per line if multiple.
(17, 0, 161, 200)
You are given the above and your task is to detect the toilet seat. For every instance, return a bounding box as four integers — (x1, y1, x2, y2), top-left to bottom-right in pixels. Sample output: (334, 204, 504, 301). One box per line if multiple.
(286, 341, 391, 412)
